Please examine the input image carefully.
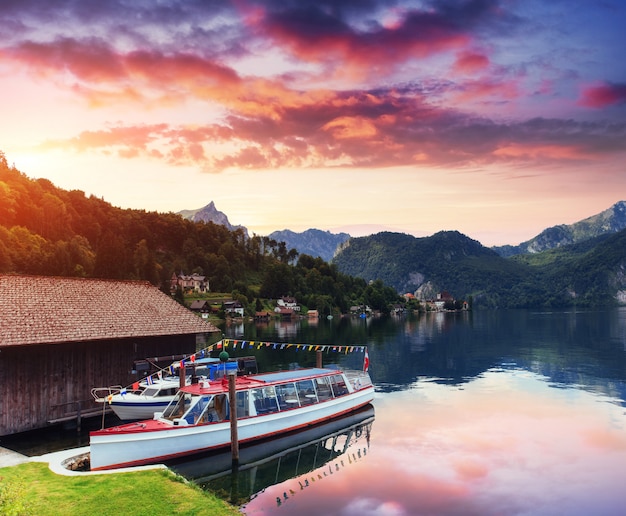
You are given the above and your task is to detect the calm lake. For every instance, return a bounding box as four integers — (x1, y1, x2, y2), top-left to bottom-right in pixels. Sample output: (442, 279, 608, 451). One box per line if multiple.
(182, 308, 626, 516)
(4, 308, 626, 515)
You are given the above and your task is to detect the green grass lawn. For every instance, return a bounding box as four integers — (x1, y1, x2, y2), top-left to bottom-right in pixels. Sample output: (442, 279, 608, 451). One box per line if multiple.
(0, 462, 240, 516)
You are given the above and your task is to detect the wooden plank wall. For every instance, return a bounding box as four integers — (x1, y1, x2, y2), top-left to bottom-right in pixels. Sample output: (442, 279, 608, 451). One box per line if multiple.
(0, 334, 197, 436)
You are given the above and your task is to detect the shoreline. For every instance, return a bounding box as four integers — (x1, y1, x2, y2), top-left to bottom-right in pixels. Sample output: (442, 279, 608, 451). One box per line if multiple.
(0, 445, 165, 476)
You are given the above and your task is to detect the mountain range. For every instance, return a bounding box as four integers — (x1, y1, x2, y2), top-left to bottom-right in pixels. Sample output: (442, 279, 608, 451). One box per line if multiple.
(492, 200, 626, 257)
(180, 200, 626, 263)
(177, 200, 626, 308)
(1, 156, 624, 309)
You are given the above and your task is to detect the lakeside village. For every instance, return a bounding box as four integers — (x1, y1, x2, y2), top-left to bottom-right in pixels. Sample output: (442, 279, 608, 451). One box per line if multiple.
(171, 272, 470, 321)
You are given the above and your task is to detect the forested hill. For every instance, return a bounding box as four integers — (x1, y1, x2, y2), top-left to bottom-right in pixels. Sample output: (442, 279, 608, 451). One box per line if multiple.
(0, 155, 401, 315)
(332, 229, 626, 308)
(0, 158, 244, 288)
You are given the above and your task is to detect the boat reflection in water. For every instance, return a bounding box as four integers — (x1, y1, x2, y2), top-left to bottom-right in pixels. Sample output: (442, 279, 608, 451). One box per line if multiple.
(167, 403, 374, 508)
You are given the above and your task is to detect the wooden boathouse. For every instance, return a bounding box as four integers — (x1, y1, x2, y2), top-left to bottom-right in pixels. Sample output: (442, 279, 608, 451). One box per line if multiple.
(0, 274, 219, 436)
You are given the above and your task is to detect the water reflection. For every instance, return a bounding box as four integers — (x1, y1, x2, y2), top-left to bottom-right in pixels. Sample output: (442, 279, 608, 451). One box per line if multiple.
(235, 369, 626, 516)
(213, 308, 626, 515)
(168, 405, 374, 509)
(362, 370, 626, 516)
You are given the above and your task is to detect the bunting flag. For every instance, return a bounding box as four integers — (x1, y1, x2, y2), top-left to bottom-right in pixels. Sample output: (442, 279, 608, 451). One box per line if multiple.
(220, 338, 368, 355)
(115, 339, 369, 397)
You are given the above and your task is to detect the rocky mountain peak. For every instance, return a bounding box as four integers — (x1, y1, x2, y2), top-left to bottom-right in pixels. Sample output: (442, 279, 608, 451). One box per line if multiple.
(178, 202, 249, 237)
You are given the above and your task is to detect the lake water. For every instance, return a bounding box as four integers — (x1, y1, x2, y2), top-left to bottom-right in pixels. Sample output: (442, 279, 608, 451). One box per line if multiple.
(180, 308, 626, 516)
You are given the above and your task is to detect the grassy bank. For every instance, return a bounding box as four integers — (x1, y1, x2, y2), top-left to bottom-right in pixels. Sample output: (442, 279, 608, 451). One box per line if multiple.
(0, 462, 240, 516)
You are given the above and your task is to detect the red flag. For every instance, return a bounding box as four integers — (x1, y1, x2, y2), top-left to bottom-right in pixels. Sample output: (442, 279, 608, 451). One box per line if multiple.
(132, 382, 139, 391)
(216, 342, 223, 349)
(363, 349, 370, 372)
(190, 354, 196, 363)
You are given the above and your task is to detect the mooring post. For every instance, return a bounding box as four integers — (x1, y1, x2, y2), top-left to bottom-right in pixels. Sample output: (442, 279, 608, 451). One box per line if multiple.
(228, 372, 239, 466)
(316, 350, 323, 368)
(179, 362, 186, 390)
(76, 401, 82, 433)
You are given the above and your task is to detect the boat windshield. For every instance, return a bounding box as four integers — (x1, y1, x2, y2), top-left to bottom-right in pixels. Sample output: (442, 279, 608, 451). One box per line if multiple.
(161, 393, 227, 424)
(162, 392, 194, 420)
(143, 387, 159, 397)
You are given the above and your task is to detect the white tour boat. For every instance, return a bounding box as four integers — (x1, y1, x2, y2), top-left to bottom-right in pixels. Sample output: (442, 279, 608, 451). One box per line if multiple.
(89, 366, 374, 470)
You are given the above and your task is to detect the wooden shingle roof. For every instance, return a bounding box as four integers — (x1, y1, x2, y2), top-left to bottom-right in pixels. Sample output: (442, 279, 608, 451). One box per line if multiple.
(0, 275, 219, 347)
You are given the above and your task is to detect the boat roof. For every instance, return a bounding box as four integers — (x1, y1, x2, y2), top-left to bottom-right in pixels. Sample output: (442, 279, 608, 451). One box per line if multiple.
(180, 367, 342, 395)
(252, 368, 338, 383)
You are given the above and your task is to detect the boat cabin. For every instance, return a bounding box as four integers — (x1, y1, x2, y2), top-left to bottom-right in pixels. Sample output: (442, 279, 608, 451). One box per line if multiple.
(158, 368, 359, 427)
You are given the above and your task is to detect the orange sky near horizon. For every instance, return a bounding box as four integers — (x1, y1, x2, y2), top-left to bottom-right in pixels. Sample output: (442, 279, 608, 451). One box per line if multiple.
(1, 1, 625, 246)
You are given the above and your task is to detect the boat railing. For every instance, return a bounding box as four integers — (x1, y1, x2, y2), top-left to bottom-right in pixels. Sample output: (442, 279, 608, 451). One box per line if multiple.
(91, 385, 124, 403)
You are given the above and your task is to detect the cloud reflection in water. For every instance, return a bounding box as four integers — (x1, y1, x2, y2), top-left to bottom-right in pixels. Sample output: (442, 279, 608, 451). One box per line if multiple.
(243, 369, 626, 515)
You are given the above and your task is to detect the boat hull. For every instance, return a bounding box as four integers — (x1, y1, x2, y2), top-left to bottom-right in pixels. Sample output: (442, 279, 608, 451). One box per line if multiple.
(108, 399, 173, 420)
(90, 386, 374, 470)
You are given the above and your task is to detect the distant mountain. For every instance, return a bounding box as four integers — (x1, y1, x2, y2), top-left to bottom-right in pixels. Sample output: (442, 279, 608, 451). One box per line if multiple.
(268, 229, 350, 262)
(332, 229, 626, 308)
(493, 200, 626, 257)
(333, 230, 513, 298)
(178, 201, 249, 237)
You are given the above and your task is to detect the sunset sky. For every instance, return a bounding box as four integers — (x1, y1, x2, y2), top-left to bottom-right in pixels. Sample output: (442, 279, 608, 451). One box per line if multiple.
(1, 0, 625, 246)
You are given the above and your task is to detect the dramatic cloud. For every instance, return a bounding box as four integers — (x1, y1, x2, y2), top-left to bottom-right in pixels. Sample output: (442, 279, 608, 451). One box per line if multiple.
(0, 0, 624, 243)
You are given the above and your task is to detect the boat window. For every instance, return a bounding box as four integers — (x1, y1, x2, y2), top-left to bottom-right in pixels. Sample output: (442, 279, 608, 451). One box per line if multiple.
(193, 396, 217, 424)
(275, 383, 299, 409)
(185, 395, 212, 425)
(328, 374, 349, 397)
(236, 391, 249, 418)
(143, 387, 159, 397)
(296, 379, 317, 405)
(213, 394, 228, 421)
(251, 386, 279, 415)
(315, 377, 333, 401)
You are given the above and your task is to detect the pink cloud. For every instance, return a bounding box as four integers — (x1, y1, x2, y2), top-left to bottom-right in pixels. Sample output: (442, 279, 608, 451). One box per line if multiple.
(578, 82, 626, 108)
(453, 51, 490, 74)
(492, 143, 593, 161)
(453, 77, 521, 103)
